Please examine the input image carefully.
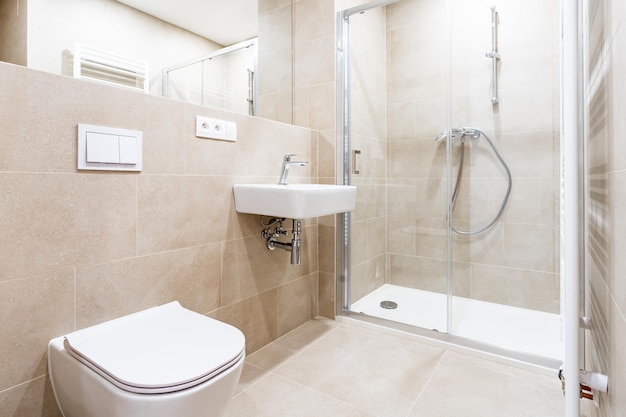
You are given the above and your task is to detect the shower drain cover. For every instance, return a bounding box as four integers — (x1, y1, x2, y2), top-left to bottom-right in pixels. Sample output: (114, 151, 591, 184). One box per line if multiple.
(380, 300, 398, 309)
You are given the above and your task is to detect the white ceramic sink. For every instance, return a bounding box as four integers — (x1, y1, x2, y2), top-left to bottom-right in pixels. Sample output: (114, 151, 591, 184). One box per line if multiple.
(233, 184, 357, 219)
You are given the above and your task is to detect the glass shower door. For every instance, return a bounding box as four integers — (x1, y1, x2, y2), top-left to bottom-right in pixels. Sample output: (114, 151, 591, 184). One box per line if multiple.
(340, 0, 450, 333)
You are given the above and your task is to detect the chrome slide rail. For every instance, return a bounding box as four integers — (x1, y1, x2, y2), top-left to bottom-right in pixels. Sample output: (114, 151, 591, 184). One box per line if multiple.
(485, 6, 500, 105)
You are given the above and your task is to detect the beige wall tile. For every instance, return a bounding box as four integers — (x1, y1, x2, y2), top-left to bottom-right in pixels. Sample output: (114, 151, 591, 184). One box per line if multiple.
(350, 92, 385, 140)
(258, 45, 293, 98)
(318, 221, 336, 273)
(76, 245, 221, 328)
(211, 290, 278, 354)
(497, 131, 556, 179)
(317, 129, 337, 183)
(365, 216, 386, 260)
(293, 87, 311, 128)
(308, 82, 336, 131)
(294, 0, 335, 46)
(294, 35, 334, 89)
(501, 177, 542, 224)
(414, 97, 448, 139)
(0, 173, 137, 280)
(0, 375, 62, 417)
(387, 216, 416, 256)
(257, 91, 295, 124)
(0, 271, 74, 391)
(471, 264, 560, 313)
(540, 177, 559, 227)
(350, 219, 368, 265)
(137, 175, 233, 253)
(503, 224, 558, 273)
(387, 22, 445, 69)
(386, 101, 418, 140)
(0, 1, 27, 66)
(385, 0, 416, 30)
(258, 3, 293, 98)
(0, 67, 80, 173)
(277, 273, 318, 336)
(386, 63, 445, 105)
(388, 254, 470, 297)
(386, 180, 444, 220)
(350, 255, 386, 303)
(351, 180, 386, 221)
(221, 225, 317, 306)
(318, 271, 336, 318)
(388, 140, 445, 179)
(454, 223, 504, 266)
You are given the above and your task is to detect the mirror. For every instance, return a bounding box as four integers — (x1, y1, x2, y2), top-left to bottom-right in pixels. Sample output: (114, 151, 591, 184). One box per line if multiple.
(0, 0, 293, 121)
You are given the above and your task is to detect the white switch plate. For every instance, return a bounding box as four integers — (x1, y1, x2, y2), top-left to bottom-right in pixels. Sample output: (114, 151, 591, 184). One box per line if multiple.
(195, 116, 237, 142)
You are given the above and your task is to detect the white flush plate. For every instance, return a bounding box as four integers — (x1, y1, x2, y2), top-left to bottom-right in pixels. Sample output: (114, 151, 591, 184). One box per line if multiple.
(77, 124, 142, 171)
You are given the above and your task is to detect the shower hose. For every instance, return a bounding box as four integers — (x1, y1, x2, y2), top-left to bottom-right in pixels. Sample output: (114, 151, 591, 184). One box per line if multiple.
(434, 127, 512, 235)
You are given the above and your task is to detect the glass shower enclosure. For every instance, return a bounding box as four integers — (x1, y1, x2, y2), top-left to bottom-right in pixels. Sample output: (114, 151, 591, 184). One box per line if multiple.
(336, 0, 562, 367)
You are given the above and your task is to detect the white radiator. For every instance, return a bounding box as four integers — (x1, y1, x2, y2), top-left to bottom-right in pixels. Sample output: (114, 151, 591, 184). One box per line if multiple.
(73, 42, 149, 93)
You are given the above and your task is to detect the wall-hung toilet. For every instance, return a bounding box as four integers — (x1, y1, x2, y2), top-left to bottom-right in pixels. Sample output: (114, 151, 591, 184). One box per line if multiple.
(48, 301, 245, 417)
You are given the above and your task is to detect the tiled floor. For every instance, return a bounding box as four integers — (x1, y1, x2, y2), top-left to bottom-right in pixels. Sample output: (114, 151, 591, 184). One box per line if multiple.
(224, 318, 567, 417)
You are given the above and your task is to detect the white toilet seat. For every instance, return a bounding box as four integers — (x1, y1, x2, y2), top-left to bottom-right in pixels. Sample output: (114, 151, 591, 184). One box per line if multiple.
(63, 302, 245, 394)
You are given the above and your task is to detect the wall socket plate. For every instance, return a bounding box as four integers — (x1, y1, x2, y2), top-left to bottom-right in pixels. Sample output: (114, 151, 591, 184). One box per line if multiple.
(195, 116, 237, 142)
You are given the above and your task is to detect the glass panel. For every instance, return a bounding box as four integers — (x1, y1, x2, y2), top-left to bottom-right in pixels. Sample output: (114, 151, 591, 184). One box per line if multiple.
(346, 5, 390, 318)
(345, 0, 449, 332)
(165, 43, 256, 116)
(448, 0, 562, 360)
(167, 61, 203, 104)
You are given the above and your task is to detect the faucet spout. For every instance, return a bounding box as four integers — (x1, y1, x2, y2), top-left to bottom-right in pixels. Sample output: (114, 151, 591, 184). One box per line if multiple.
(279, 154, 309, 185)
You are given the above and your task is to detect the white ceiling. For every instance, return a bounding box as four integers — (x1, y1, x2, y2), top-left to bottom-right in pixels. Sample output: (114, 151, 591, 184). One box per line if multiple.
(116, 0, 258, 46)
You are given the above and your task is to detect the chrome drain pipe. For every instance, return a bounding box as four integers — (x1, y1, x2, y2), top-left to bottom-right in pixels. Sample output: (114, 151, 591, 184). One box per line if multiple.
(264, 219, 303, 265)
(290, 220, 302, 265)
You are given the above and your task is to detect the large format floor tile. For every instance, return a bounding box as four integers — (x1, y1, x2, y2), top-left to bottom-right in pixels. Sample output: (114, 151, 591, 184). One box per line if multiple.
(224, 318, 567, 417)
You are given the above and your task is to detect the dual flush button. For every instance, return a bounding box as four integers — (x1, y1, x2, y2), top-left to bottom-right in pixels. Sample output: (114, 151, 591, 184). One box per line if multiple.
(78, 124, 142, 172)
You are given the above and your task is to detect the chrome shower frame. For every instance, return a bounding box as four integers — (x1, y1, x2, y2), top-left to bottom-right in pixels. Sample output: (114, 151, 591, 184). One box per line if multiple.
(335, 0, 403, 314)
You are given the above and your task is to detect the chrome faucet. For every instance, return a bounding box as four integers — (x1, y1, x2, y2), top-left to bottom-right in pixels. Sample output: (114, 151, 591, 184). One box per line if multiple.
(279, 154, 308, 185)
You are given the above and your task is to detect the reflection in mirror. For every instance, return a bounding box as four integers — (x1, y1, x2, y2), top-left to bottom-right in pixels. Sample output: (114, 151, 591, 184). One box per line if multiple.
(163, 39, 257, 116)
(0, 0, 293, 120)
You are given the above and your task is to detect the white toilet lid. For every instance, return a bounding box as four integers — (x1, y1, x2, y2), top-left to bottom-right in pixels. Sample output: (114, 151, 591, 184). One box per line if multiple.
(63, 301, 245, 394)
